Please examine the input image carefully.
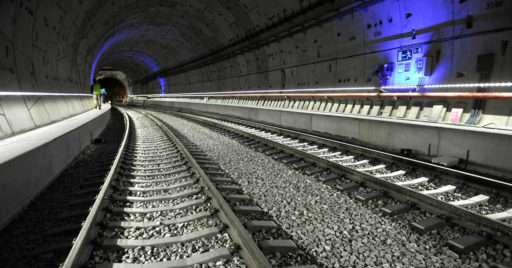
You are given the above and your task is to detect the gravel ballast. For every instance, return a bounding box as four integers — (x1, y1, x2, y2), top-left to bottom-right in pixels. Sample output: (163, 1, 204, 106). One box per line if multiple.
(89, 233, 239, 265)
(148, 110, 512, 268)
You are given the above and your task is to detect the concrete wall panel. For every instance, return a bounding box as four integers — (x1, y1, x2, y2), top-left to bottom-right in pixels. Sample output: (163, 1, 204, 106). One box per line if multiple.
(400, 0, 454, 41)
(438, 129, 511, 173)
(42, 97, 65, 122)
(0, 108, 111, 229)
(454, 0, 512, 35)
(334, 10, 365, 58)
(363, 0, 402, 51)
(0, 96, 36, 133)
(337, 57, 364, 86)
(14, 52, 36, 92)
(282, 111, 312, 132)
(232, 106, 257, 122)
(0, 96, 94, 139)
(26, 96, 51, 126)
(137, 100, 512, 177)
(357, 120, 441, 156)
(312, 113, 359, 140)
(0, 113, 13, 137)
(0, 34, 19, 91)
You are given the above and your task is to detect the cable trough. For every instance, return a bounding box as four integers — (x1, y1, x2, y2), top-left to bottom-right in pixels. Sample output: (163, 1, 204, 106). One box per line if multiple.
(62, 108, 278, 267)
(162, 110, 512, 253)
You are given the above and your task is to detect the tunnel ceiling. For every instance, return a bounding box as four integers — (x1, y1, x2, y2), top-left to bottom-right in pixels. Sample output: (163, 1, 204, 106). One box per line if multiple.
(75, 0, 344, 87)
(1, 0, 350, 93)
(6, 0, 506, 95)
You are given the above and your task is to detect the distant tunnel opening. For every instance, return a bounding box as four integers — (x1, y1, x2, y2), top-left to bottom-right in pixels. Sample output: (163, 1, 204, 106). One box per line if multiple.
(98, 77, 129, 102)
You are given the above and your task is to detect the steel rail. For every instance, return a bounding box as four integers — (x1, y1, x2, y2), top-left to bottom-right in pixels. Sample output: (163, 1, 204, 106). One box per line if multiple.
(169, 110, 512, 247)
(63, 107, 131, 268)
(171, 111, 512, 193)
(169, 109, 512, 192)
(144, 111, 272, 268)
(64, 107, 271, 268)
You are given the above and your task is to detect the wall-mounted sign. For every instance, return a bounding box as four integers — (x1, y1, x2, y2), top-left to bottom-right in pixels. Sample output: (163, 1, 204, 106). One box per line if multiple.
(412, 47, 422, 54)
(397, 47, 422, 62)
(397, 63, 405, 73)
(404, 62, 411, 72)
(397, 49, 413, 62)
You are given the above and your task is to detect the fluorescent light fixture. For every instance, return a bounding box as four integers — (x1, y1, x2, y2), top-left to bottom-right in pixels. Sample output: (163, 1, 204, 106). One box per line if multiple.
(0, 92, 91, 96)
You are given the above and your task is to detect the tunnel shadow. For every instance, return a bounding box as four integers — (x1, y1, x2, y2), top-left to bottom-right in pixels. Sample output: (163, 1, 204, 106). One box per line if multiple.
(98, 77, 129, 103)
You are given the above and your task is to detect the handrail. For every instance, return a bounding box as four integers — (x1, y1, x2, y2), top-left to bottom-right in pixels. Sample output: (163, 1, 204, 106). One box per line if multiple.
(62, 107, 130, 268)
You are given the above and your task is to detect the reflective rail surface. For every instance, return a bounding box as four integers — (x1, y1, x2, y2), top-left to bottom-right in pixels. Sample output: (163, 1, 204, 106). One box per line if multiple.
(167, 109, 512, 247)
(62, 108, 273, 268)
(63, 107, 131, 267)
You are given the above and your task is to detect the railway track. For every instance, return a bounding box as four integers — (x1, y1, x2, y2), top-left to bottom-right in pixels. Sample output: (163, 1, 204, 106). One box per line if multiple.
(148, 109, 512, 253)
(63, 108, 320, 267)
(161, 120, 319, 267)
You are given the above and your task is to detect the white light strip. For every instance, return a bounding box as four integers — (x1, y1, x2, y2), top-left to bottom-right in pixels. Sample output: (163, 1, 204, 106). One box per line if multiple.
(0, 92, 91, 96)
(173, 86, 377, 95)
(380, 85, 417, 89)
(381, 82, 512, 89)
(131, 82, 512, 97)
(423, 82, 512, 88)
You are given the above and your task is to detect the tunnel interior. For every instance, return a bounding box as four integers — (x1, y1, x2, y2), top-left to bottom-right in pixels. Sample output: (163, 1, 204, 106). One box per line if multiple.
(0, 1, 512, 267)
(98, 77, 129, 102)
(1, 0, 510, 95)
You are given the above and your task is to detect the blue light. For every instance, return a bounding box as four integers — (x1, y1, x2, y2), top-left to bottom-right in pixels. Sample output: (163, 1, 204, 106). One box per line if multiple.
(366, 0, 450, 93)
(90, 30, 133, 84)
(115, 51, 166, 94)
(121, 51, 160, 72)
(90, 32, 166, 94)
(158, 77, 166, 94)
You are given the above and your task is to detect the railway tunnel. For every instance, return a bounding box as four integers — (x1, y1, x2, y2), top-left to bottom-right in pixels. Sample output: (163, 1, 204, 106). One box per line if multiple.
(1, 0, 512, 267)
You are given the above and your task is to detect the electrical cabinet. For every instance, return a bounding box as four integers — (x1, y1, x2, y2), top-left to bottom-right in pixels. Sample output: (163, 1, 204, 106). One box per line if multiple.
(413, 57, 432, 77)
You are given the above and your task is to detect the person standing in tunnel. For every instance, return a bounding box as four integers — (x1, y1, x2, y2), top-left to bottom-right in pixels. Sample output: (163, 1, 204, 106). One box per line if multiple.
(100, 88, 107, 104)
(91, 80, 102, 109)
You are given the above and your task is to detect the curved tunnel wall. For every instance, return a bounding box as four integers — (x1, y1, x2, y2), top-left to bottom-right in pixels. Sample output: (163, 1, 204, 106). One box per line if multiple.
(153, 1, 512, 94)
(2, 0, 328, 93)
(0, 0, 511, 95)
